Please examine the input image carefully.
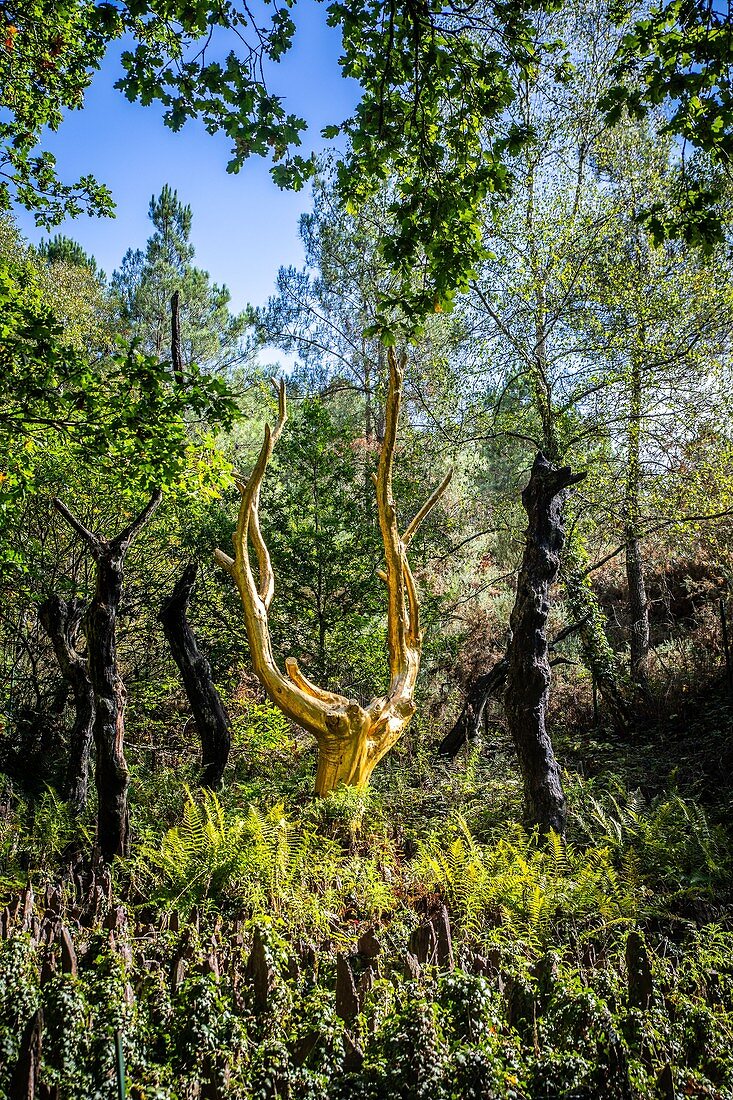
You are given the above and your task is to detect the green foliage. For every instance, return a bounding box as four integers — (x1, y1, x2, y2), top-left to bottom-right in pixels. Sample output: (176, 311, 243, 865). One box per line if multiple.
(136, 790, 398, 938)
(2, 922, 733, 1099)
(0, 0, 309, 225)
(571, 783, 727, 898)
(112, 185, 248, 368)
(414, 817, 636, 947)
(0, 0, 116, 225)
(5, 0, 729, 328)
(0, 936, 39, 1094)
(0, 216, 241, 568)
(332, 2, 547, 332)
(603, 1, 733, 248)
(36, 233, 98, 274)
(0, 784, 91, 899)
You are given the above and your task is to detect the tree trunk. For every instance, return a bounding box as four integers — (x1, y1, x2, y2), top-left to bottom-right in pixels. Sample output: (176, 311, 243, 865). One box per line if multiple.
(437, 658, 508, 758)
(9, 1007, 42, 1100)
(625, 353, 650, 684)
(38, 595, 95, 811)
(504, 453, 584, 835)
(159, 562, 232, 788)
(563, 535, 631, 728)
(626, 535, 650, 680)
(53, 489, 162, 861)
(313, 709, 377, 794)
(215, 353, 448, 798)
(86, 545, 130, 860)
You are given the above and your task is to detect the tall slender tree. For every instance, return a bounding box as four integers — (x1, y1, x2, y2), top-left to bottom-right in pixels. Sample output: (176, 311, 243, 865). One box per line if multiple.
(113, 185, 248, 370)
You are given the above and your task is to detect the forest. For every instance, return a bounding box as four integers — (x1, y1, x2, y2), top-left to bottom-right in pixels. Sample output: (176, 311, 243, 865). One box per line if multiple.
(1, 1, 733, 1097)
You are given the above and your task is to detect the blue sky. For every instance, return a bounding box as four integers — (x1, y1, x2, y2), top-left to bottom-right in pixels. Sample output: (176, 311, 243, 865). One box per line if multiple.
(15, 0, 358, 312)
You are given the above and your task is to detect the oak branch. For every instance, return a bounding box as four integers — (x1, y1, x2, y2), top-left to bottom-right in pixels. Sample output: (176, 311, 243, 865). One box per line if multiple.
(215, 348, 451, 794)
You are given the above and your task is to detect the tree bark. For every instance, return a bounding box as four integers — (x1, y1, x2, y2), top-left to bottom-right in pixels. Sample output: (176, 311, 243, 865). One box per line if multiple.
(626, 535, 650, 680)
(38, 595, 95, 812)
(53, 490, 162, 860)
(625, 352, 650, 684)
(504, 453, 584, 835)
(159, 562, 232, 788)
(170, 289, 184, 385)
(9, 1007, 42, 1100)
(437, 658, 508, 758)
(85, 542, 130, 860)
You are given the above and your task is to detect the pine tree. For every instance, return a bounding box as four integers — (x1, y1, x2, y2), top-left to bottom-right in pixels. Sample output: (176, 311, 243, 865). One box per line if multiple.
(112, 185, 248, 369)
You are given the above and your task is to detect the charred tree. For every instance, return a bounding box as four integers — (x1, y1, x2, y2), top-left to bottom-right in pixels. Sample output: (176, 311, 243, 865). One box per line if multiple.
(159, 562, 232, 788)
(38, 594, 95, 811)
(53, 491, 162, 860)
(436, 658, 508, 758)
(170, 289, 184, 385)
(437, 615, 590, 759)
(504, 453, 585, 835)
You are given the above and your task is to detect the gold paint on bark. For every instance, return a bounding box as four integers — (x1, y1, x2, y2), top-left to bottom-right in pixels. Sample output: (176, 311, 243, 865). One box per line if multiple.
(215, 350, 451, 794)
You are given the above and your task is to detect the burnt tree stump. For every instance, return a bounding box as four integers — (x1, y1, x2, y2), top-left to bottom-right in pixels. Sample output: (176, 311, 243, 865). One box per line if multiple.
(626, 929, 654, 1010)
(159, 562, 232, 788)
(437, 657, 508, 758)
(9, 1009, 43, 1100)
(53, 491, 162, 860)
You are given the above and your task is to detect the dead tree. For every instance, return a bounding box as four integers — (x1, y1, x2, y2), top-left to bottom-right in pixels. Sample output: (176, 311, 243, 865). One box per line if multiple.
(436, 657, 508, 758)
(38, 595, 95, 811)
(437, 618, 588, 760)
(159, 561, 232, 787)
(53, 491, 162, 859)
(9, 1008, 43, 1100)
(504, 452, 585, 835)
(215, 348, 451, 794)
(170, 290, 184, 386)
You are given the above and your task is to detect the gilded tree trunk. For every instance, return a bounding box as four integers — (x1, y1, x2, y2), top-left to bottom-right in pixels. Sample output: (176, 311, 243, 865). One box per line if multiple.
(216, 353, 451, 796)
(313, 704, 397, 794)
(39, 594, 95, 812)
(159, 562, 232, 788)
(504, 453, 584, 835)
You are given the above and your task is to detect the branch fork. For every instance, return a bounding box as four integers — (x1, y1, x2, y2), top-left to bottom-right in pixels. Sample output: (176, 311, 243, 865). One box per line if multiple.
(216, 350, 452, 794)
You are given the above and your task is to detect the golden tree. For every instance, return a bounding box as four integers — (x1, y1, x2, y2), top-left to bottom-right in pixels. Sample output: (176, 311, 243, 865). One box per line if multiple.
(215, 348, 451, 794)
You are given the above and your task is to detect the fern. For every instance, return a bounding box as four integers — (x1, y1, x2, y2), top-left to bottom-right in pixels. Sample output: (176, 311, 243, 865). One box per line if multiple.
(413, 816, 637, 947)
(572, 785, 727, 896)
(136, 790, 399, 937)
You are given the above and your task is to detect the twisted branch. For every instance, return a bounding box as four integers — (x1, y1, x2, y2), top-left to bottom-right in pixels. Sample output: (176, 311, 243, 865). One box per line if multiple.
(215, 353, 452, 792)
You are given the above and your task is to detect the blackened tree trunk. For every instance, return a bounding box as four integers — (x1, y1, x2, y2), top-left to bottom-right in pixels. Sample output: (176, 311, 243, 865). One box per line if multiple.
(159, 562, 232, 787)
(437, 617, 590, 759)
(86, 543, 130, 860)
(38, 595, 95, 811)
(437, 658, 508, 758)
(504, 453, 585, 835)
(53, 490, 162, 860)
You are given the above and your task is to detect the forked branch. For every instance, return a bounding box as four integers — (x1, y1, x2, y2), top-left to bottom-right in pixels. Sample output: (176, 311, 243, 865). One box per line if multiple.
(215, 352, 452, 794)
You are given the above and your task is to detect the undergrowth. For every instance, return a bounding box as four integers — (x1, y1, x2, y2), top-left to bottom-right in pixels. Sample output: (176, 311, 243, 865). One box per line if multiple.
(0, 698, 731, 1099)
